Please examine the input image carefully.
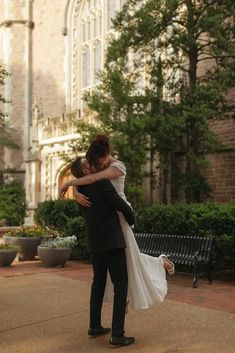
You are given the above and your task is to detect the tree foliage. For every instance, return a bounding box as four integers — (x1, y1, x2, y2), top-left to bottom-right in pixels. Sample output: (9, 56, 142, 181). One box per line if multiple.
(0, 181, 27, 225)
(72, 0, 235, 204)
(0, 61, 18, 166)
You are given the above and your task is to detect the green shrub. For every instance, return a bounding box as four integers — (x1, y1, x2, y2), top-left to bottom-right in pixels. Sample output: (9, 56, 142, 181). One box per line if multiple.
(34, 199, 80, 229)
(35, 200, 235, 269)
(34, 200, 89, 260)
(212, 234, 235, 270)
(0, 181, 27, 225)
(65, 217, 89, 260)
(136, 202, 235, 270)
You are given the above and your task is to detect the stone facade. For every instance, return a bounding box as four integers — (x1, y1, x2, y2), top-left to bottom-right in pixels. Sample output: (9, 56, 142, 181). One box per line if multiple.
(0, 0, 235, 224)
(32, 0, 66, 118)
(0, 0, 33, 173)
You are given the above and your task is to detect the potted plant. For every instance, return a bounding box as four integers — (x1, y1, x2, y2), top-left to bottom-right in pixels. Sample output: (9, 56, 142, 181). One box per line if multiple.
(38, 235, 78, 268)
(0, 243, 21, 266)
(3, 225, 48, 261)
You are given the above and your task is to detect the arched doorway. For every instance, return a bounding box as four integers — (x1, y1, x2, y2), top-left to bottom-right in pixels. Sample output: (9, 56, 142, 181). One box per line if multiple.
(58, 165, 75, 199)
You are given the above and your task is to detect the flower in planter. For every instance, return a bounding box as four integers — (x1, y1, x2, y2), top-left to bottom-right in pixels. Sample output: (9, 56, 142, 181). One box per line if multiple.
(3, 225, 56, 261)
(0, 243, 21, 266)
(0, 243, 21, 251)
(40, 235, 78, 249)
(38, 236, 78, 268)
(4, 225, 51, 238)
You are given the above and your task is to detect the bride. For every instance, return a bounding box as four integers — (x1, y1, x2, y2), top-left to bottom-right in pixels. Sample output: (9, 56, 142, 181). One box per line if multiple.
(60, 134, 174, 309)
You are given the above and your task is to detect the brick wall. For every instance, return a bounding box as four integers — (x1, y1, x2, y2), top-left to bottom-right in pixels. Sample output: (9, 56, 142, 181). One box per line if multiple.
(211, 118, 235, 148)
(204, 118, 235, 202)
(204, 152, 235, 202)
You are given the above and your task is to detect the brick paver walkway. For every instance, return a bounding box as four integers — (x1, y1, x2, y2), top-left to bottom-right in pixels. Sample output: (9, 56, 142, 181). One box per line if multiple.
(0, 260, 234, 315)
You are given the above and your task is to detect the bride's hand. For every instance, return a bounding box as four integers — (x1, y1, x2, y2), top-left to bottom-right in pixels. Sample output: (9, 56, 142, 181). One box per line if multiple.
(58, 181, 70, 199)
(73, 187, 91, 207)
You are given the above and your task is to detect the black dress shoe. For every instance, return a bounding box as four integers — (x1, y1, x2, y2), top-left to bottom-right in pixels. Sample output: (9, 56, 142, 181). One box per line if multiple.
(88, 326, 111, 337)
(109, 335, 135, 347)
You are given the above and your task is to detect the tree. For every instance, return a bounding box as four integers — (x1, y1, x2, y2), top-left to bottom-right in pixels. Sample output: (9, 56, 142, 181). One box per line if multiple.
(0, 61, 19, 184)
(73, 0, 235, 204)
(83, 65, 149, 207)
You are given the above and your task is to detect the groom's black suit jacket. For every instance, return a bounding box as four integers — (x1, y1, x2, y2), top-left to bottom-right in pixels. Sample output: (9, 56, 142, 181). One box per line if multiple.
(78, 179, 134, 253)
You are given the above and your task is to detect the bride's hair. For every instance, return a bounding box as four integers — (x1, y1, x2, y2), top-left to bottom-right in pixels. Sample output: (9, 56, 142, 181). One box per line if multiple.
(86, 133, 111, 170)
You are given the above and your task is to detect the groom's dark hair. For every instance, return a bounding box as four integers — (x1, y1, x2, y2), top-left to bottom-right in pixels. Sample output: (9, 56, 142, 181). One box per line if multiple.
(70, 157, 84, 178)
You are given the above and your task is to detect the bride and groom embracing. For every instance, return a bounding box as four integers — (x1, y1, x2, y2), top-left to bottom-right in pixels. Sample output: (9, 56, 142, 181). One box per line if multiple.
(59, 134, 174, 348)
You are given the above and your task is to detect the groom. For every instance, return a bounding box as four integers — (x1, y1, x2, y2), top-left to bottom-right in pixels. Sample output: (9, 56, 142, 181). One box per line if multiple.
(69, 157, 135, 348)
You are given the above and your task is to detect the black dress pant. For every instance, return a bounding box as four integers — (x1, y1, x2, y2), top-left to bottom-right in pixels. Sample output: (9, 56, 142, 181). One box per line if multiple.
(90, 248, 128, 338)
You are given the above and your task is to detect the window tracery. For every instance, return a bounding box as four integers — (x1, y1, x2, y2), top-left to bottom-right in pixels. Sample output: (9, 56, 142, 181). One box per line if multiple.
(68, 0, 124, 112)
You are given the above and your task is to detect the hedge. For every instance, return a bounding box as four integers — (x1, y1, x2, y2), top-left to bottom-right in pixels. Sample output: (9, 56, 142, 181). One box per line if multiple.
(34, 200, 235, 269)
(0, 181, 27, 226)
(34, 200, 89, 260)
(135, 202, 235, 270)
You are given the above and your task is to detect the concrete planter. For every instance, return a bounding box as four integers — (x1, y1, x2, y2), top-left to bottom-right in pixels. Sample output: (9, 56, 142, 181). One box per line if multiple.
(3, 236, 41, 261)
(38, 246, 72, 268)
(0, 250, 17, 266)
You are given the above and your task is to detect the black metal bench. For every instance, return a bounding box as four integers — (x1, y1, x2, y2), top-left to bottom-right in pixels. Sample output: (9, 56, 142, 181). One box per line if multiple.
(134, 233, 213, 288)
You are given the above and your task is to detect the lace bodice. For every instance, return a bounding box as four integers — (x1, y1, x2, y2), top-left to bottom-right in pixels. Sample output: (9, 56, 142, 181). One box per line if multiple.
(110, 160, 128, 203)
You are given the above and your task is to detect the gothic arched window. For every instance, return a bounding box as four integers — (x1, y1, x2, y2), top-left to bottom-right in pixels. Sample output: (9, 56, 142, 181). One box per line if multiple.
(94, 40, 102, 83)
(82, 45, 90, 87)
(67, 0, 124, 113)
(107, 0, 117, 29)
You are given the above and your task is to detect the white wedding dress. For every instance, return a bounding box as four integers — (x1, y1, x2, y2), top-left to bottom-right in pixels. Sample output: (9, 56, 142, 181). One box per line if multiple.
(104, 160, 168, 309)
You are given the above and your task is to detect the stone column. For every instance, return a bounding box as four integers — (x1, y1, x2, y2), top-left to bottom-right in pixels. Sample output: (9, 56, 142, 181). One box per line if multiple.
(0, 0, 33, 177)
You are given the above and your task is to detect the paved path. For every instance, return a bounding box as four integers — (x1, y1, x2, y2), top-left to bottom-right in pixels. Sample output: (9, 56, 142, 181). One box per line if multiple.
(0, 261, 234, 353)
